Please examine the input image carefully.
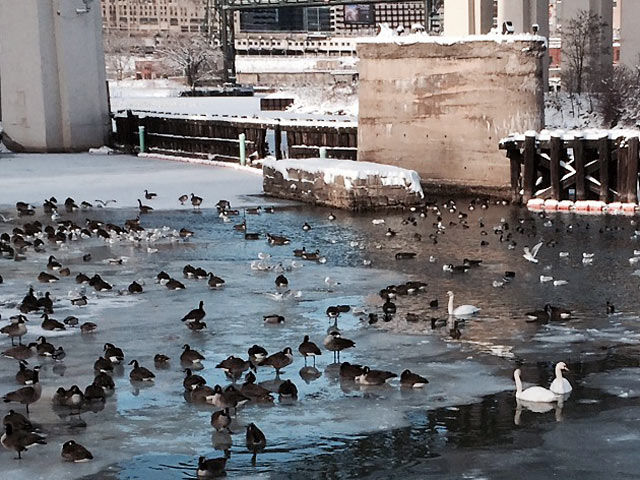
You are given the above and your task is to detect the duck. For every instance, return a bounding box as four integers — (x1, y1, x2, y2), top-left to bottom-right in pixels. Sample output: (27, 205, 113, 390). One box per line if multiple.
(546, 304, 571, 320)
(181, 301, 206, 323)
(80, 322, 98, 334)
(302, 222, 311, 231)
(61, 440, 93, 462)
(328, 212, 336, 221)
(207, 273, 225, 288)
(262, 347, 294, 374)
(549, 362, 572, 395)
(144, 189, 157, 200)
(38, 271, 59, 283)
(180, 344, 205, 365)
(446, 291, 480, 317)
(129, 360, 155, 382)
(246, 423, 266, 465)
(514, 368, 557, 403)
(178, 194, 189, 205)
(355, 367, 397, 386)
(1, 423, 46, 459)
(298, 335, 322, 367)
(197, 456, 227, 478)
(2, 368, 41, 414)
(71, 295, 88, 306)
(41, 314, 65, 331)
(400, 369, 429, 388)
(137, 199, 153, 214)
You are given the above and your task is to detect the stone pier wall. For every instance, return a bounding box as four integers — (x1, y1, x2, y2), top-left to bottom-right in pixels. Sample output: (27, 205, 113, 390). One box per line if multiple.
(262, 159, 423, 210)
(357, 36, 546, 193)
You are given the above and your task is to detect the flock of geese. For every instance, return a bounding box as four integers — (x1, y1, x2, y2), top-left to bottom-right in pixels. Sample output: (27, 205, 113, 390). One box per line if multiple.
(0, 189, 617, 477)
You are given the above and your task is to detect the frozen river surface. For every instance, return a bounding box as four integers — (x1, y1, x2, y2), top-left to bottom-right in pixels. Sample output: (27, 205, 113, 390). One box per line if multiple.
(1, 153, 640, 479)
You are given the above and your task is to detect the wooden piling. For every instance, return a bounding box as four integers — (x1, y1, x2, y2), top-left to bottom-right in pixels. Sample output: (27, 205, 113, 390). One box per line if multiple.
(522, 133, 536, 202)
(617, 141, 628, 202)
(598, 135, 610, 202)
(274, 125, 282, 160)
(507, 148, 522, 204)
(550, 134, 562, 200)
(627, 136, 639, 203)
(573, 134, 586, 201)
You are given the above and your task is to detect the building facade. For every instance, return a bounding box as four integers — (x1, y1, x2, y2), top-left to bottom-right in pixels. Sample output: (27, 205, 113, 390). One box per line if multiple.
(100, 0, 210, 34)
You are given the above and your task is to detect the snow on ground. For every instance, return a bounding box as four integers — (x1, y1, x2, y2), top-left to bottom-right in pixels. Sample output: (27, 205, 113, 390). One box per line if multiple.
(109, 78, 184, 99)
(235, 56, 357, 74)
(0, 152, 264, 211)
(545, 92, 605, 130)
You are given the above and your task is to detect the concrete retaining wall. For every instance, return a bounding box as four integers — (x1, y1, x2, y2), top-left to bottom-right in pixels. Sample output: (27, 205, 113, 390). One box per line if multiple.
(263, 159, 423, 210)
(356, 36, 545, 193)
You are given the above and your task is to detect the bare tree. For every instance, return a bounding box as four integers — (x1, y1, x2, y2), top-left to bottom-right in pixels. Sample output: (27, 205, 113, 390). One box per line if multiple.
(157, 35, 222, 91)
(103, 32, 134, 81)
(561, 10, 607, 96)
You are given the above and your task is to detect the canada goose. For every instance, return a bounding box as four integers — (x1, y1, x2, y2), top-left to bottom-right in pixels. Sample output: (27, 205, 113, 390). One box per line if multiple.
(328, 212, 336, 221)
(191, 193, 203, 210)
(154, 354, 170, 367)
(208, 385, 249, 411)
(89, 274, 112, 291)
(76, 273, 90, 284)
(400, 369, 429, 388)
(197, 456, 227, 478)
(16, 362, 39, 385)
(71, 295, 88, 306)
(47, 255, 62, 271)
(80, 322, 97, 334)
(183, 369, 206, 391)
(262, 348, 294, 374)
(606, 301, 615, 314)
(187, 319, 207, 331)
(156, 271, 171, 285)
(275, 274, 288, 288)
(144, 189, 157, 200)
(183, 264, 197, 278)
(395, 252, 416, 260)
(355, 366, 397, 386)
(246, 423, 266, 465)
(210, 409, 231, 432)
(233, 219, 246, 232)
(278, 379, 298, 399)
(20, 287, 39, 313)
(94, 199, 117, 207)
(246, 206, 261, 215)
(244, 232, 260, 240)
(302, 222, 311, 231)
(64, 197, 78, 212)
(240, 372, 273, 401)
(215, 199, 231, 211)
(178, 194, 189, 205)
(93, 372, 115, 391)
(137, 199, 153, 214)
(59, 267, 71, 277)
(2, 423, 46, 459)
(181, 301, 205, 323)
(104, 343, 125, 364)
(2, 410, 35, 433)
(129, 360, 155, 382)
(180, 344, 205, 365)
(94, 356, 114, 373)
(266, 233, 290, 245)
(1, 318, 27, 345)
(215, 356, 250, 379)
(207, 273, 225, 288)
(41, 314, 65, 331)
(3, 368, 41, 414)
(84, 382, 106, 402)
(63, 316, 79, 327)
(61, 440, 93, 462)
(37, 292, 53, 313)
(339, 362, 365, 380)
(298, 335, 321, 367)
(248, 344, 268, 366)
(166, 278, 186, 290)
(128, 281, 143, 294)
(35, 336, 55, 356)
(323, 332, 355, 362)
(38, 271, 59, 283)
(2, 344, 35, 361)
(263, 314, 285, 325)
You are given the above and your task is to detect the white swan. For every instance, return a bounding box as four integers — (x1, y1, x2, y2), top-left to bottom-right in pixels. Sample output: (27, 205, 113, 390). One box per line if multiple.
(549, 361, 572, 394)
(514, 369, 557, 403)
(446, 291, 480, 317)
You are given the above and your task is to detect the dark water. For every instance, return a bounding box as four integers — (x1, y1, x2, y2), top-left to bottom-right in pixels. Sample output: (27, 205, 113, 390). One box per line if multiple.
(2, 199, 640, 479)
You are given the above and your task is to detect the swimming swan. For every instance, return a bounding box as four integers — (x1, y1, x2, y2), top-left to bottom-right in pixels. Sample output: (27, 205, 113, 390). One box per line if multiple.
(514, 368, 557, 403)
(549, 361, 572, 395)
(446, 291, 480, 317)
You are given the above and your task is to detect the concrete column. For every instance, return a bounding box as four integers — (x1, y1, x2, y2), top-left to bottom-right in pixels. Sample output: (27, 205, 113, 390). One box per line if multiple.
(620, 0, 640, 68)
(444, 0, 493, 36)
(0, 0, 110, 152)
(558, 0, 613, 89)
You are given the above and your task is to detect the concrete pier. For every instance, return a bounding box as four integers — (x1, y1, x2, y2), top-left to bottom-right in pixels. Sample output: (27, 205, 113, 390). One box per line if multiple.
(0, 0, 110, 152)
(443, 0, 493, 36)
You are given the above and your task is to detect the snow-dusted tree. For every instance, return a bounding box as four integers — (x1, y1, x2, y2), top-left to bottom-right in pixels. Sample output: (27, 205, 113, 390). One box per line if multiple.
(561, 9, 608, 95)
(103, 32, 134, 81)
(158, 35, 222, 91)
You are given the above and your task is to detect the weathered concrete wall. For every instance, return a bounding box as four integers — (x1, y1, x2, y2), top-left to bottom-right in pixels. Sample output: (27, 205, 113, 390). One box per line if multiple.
(620, 0, 640, 68)
(357, 38, 545, 192)
(263, 159, 423, 210)
(237, 71, 357, 88)
(0, 0, 110, 152)
(444, 0, 494, 36)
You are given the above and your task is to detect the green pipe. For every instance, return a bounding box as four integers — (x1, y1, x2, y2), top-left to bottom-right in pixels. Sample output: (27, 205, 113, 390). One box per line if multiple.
(239, 133, 246, 166)
(138, 126, 146, 153)
(319, 146, 327, 160)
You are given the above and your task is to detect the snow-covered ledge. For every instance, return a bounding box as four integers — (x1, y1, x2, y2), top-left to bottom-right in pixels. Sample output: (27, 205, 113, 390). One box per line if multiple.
(263, 158, 424, 210)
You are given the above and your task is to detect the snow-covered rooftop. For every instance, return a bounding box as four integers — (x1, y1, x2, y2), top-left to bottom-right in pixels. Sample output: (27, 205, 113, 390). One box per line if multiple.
(357, 32, 547, 47)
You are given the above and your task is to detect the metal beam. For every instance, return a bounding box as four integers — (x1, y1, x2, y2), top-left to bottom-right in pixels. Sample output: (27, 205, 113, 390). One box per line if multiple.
(222, 0, 412, 11)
